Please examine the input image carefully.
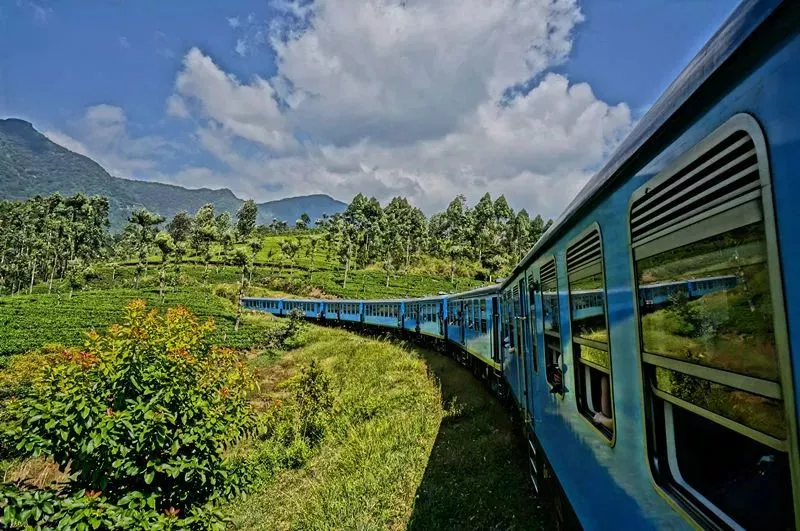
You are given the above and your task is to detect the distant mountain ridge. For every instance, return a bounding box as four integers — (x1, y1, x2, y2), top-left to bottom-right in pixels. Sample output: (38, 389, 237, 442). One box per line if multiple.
(0, 118, 346, 230)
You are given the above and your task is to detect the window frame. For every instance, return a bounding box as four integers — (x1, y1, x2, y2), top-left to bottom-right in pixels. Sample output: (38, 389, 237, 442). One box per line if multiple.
(526, 267, 539, 373)
(566, 222, 615, 444)
(538, 255, 563, 395)
(628, 113, 799, 528)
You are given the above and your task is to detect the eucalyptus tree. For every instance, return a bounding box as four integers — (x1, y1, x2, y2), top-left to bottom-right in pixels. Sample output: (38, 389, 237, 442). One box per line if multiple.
(232, 248, 253, 331)
(295, 212, 311, 230)
(191, 204, 218, 275)
(236, 200, 258, 241)
(155, 231, 175, 300)
(126, 208, 165, 288)
(305, 236, 320, 282)
(440, 195, 471, 283)
(167, 211, 192, 244)
(284, 239, 301, 277)
(247, 238, 263, 283)
(0, 193, 109, 296)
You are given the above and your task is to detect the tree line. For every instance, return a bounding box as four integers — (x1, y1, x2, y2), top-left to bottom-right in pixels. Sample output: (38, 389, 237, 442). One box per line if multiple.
(317, 193, 551, 286)
(0, 191, 551, 295)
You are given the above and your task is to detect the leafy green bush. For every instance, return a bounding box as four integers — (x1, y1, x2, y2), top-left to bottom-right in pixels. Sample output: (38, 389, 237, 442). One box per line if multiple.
(2, 300, 258, 529)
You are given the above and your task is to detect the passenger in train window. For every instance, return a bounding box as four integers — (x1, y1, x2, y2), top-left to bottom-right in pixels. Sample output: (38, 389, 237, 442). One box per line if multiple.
(591, 375, 613, 430)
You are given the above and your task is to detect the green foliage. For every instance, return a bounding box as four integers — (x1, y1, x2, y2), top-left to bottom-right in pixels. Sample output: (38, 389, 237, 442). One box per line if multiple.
(236, 199, 258, 240)
(0, 287, 284, 356)
(1, 485, 228, 530)
(292, 360, 334, 445)
(224, 326, 548, 529)
(3, 301, 258, 528)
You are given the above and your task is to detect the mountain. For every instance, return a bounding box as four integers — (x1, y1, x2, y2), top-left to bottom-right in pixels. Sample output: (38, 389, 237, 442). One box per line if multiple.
(0, 118, 346, 230)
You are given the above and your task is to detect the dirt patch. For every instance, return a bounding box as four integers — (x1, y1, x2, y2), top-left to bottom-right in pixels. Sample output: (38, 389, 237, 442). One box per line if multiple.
(4, 457, 69, 489)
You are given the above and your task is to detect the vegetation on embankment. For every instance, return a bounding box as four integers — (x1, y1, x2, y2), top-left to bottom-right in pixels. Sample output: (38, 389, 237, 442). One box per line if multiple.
(224, 325, 550, 530)
(1, 302, 550, 529)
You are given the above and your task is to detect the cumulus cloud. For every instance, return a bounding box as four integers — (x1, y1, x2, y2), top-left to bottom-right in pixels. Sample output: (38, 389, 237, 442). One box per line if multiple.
(172, 48, 296, 152)
(227, 16, 240, 28)
(158, 0, 632, 218)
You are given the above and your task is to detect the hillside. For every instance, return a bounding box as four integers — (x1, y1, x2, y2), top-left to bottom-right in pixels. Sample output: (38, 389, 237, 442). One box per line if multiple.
(0, 118, 346, 230)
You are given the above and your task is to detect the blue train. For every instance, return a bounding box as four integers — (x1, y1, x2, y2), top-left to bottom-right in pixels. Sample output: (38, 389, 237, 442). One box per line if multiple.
(244, 1, 800, 528)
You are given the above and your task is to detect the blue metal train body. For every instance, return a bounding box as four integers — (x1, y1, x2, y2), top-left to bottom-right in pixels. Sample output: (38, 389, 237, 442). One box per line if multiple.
(244, 2, 800, 528)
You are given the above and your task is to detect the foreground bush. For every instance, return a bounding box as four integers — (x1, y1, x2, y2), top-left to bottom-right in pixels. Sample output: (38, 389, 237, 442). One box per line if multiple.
(2, 300, 257, 529)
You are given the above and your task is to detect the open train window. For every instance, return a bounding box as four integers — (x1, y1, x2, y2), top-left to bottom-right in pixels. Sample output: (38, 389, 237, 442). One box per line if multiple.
(540, 258, 562, 394)
(567, 225, 614, 441)
(631, 114, 796, 528)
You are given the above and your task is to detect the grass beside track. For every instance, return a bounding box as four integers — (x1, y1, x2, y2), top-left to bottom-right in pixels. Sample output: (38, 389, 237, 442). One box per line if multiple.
(225, 323, 549, 529)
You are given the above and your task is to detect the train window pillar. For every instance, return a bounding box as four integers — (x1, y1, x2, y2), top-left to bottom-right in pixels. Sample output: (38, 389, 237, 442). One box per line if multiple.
(567, 225, 614, 441)
(540, 258, 563, 395)
(631, 115, 796, 528)
(527, 270, 538, 372)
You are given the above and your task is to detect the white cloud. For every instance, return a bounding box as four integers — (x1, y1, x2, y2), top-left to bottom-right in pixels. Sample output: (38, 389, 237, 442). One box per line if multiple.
(118, 36, 130, 48)
(171, 48, 296, 152)
(166, 94, 189, 118)
(154, 0, 634, 218)
(42, 129, 92, 159)
(234, 38, 248, 56)
(44, 105, 175, 179)
(227, 16, 240, 28)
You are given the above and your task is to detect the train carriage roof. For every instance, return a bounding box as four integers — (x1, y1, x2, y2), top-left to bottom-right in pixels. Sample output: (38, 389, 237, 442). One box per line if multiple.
(506, 0, 783, 287)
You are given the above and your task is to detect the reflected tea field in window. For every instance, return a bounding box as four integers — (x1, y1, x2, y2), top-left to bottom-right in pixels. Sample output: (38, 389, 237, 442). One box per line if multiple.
(637, 222, 777, 381)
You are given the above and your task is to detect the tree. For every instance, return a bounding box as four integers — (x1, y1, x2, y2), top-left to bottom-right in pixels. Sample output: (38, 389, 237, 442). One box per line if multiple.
(295, 212, 311, 231)
(126, 208, 165, 289)
(305, 236, 320, 282)
(232, 248, 253, 331)
(190, 204, 217, 266)
(284, 239, 301, 277)
(236, 200, 258, 240)
(471, 193, 495, 265)
(440, 195, 471, 283)
(167, 211, 192, 243)
(247, 238, 263, 283)
(155, 231, 175, 300)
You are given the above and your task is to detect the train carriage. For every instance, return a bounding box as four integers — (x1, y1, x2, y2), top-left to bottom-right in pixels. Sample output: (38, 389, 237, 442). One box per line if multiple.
(243, 1, 800, 527)
(444, 286, 500, 370)
(402, 297, 446, 338)
(362, 301, 403, 328)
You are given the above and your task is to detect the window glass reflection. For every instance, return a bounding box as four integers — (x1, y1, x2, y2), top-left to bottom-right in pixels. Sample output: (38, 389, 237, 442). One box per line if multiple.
(637, 222, 777, 381)
(655, 367, 785, 439)
(570, 272, 607, 344)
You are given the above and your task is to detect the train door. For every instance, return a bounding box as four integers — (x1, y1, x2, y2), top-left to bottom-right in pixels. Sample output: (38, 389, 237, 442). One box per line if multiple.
(513, 280, 530, 421)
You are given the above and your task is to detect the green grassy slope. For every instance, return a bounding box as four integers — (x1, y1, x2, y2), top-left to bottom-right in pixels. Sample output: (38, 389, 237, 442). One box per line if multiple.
(225, 325, 549, 529)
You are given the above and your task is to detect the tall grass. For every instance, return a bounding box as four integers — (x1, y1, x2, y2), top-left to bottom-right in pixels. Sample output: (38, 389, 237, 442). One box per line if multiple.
(225, 325, 549, 529)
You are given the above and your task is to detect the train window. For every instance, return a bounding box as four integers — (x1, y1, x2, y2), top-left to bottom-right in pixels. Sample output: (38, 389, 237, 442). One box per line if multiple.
(567, 226, 613, 439)
(480, 299, 487, 333)
(540, 258, 562, 392)
(631, 115, 795, 528)
(527, 270, 538, 372)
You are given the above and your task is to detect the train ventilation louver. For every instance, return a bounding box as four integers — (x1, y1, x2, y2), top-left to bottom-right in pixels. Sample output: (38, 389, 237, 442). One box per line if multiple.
(630, 129, 761, 245)
(540, 259, 556, 288)
(566, 229, 601, 277)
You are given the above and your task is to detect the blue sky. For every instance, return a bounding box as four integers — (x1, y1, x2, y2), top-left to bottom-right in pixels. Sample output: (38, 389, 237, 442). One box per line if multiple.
(0, 0, 739, 217)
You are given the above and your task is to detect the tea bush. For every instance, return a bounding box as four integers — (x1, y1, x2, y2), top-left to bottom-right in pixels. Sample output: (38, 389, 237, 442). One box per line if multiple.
(2, 300, 258, 529)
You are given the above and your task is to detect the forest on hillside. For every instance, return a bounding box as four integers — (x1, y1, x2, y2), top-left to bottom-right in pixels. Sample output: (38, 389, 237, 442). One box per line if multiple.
(0, 191, 551, 297)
